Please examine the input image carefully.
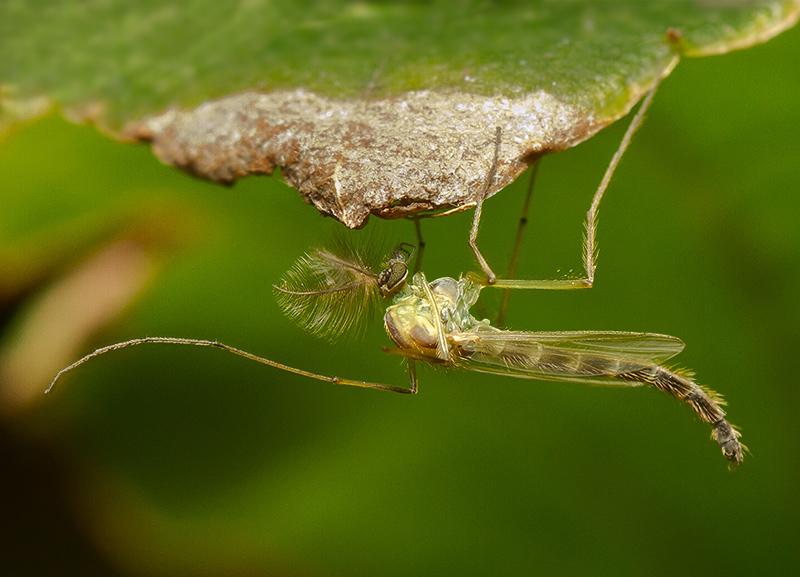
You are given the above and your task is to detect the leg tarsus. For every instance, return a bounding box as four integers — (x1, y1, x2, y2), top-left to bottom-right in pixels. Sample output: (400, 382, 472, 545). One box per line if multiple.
(469, 126, 502, 284)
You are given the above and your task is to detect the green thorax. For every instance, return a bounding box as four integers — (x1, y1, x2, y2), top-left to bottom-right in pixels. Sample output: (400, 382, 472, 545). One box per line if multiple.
(383, 273, 490, 355)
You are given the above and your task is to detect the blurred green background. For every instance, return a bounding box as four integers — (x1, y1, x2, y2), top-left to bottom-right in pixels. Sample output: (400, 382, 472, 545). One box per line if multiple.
(2, 25, 799, 577)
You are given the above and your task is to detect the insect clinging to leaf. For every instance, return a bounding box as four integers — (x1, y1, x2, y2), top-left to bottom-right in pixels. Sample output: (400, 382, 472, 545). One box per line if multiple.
(48, 232, 745, 467)
(272, 238, 744, 467)
(46, 77, 745, 467)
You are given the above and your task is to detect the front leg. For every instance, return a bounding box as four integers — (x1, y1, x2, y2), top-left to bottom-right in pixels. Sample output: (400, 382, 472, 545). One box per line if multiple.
(469, 126, 502, 284)
(480, 83, 660, 293)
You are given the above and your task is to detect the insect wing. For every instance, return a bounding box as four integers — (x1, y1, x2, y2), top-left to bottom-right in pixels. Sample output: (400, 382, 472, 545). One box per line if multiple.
(483, 331, 684, 363)
(454, 330, 685, 387)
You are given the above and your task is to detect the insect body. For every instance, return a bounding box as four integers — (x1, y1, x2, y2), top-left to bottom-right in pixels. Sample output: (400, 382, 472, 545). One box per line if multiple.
(383, 272, 743, 466)
(271, 242, 744, 466)
(49, 239, 745, 468)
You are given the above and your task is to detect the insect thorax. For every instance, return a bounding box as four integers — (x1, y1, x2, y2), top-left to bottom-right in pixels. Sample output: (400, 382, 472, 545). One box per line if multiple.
(383, 273, 488, 356)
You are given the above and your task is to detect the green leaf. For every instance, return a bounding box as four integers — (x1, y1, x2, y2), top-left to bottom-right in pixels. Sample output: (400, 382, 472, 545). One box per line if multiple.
(2, 1, 798, 119)
(3, 20, 800, 577)
(1, 0, 798, 228)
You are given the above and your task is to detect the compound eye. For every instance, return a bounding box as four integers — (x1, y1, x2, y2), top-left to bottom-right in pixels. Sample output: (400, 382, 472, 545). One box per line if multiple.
(377, 268, 390, 286)
(378, 262, 408, 296)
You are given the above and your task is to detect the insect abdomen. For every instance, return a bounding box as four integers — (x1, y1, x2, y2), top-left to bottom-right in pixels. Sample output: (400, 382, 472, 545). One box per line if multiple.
(616, 366, 744, 466)
(509, 348, 641, 378)
(498, 346, 745, 466)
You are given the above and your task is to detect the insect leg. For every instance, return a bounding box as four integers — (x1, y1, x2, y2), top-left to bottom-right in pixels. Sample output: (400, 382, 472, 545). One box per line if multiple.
(496, 160, 541, 326)
(418, 275, 451, 362)
(406, 359, 419, 394)
(46, 337, 414, 395)
(482, 82, 660, 291)
(468, 126, 502, 284)
(413, 218, 425, 274)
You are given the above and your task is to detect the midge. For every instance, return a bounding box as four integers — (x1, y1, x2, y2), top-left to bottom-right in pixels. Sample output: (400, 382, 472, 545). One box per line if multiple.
(49, 236, 745, 467)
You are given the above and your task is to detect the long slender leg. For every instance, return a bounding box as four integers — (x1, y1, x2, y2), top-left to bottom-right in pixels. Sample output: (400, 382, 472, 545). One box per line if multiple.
(406, 359, 418, 394)
(413, 218, 425, 274)
(469, 126, 502, 284)
(418, 274, 450, 362)
(482, 84, 660, 291)
(46, 337, 414, 395)
(496, 161, 540, 326)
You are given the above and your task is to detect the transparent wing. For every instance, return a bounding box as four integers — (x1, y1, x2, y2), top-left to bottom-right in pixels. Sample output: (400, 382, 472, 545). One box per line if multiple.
(476, 331, 684, 363)
(274, 239, 383, 341)
(453, 330, 685, 387)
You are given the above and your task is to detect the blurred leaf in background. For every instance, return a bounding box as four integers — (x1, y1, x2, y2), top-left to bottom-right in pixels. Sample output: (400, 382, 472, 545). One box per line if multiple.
(1, 2, 800, 577)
